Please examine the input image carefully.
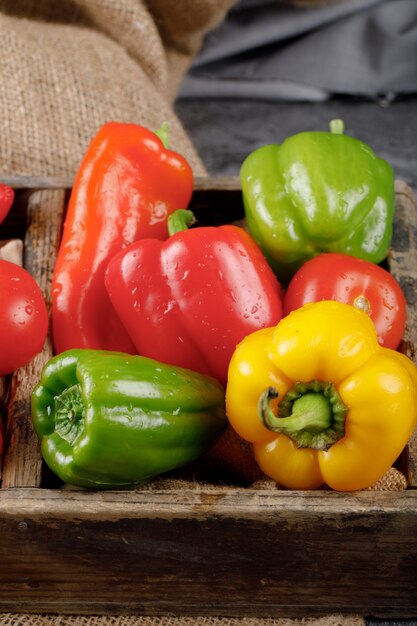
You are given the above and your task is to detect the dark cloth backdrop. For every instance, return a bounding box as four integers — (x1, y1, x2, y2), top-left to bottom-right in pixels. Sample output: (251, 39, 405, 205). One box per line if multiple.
(179, 0, 417, 101)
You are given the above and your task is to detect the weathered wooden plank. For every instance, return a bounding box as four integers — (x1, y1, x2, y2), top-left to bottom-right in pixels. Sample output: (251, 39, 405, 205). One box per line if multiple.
(0, 378, 8, 414)
(389, 180, 417, 486)
(0, 175, 73, 190)
(0, 485, 416, 517)
(1, 189, 67, 488)
(0, 376, 8, 481)
(0, 488, 415, 618)
(0, 175, 240, 191)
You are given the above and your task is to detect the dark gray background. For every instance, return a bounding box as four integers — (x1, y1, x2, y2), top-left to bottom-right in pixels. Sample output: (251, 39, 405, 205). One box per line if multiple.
(176, 0, 417, 197)
(179, 0, 417, 102)
(176, 95, 417, 195)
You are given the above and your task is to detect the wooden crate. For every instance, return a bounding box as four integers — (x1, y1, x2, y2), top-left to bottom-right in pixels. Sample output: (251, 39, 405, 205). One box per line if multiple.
(0, 176, 416, 619)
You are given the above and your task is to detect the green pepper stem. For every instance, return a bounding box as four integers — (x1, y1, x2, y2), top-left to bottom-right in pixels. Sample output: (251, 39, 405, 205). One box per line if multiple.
(155, 121, 170, 149)
(168, 209, 196, 236)
(54, 384, 85, 446)
(329, 119, 345, 135)
(261, 389, 332, 433)
(259, 380, 348, 451)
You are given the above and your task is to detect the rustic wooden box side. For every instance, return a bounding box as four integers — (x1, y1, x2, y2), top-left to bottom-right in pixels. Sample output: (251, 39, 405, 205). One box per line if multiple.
(0, 177, 416, 618)
(0, 488, 416, 618)
(1, 188, 67, 488)
(388, 180, 417, 483)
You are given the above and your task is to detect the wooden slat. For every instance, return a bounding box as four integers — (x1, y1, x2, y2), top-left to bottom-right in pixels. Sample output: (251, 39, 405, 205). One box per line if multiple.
(0, 175, 241, 191)
(0, 379, 8, 412)
(1, 189, 67, 488)
(389, 180, 417, 486)
(0, 377, 9, 481)
(0, 175, 73, 190)
(0, 487, 416, 617)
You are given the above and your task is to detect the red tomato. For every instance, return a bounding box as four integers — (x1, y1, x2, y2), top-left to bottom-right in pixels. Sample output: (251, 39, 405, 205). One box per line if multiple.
(284, 253, 406, 350)
(0, 260, 48, 376)
(0, 183, 14, 225)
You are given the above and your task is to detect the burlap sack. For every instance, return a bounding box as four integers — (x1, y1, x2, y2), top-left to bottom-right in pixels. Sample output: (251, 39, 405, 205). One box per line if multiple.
(0, 0, 238, 179)
(0, 614, 366, 626)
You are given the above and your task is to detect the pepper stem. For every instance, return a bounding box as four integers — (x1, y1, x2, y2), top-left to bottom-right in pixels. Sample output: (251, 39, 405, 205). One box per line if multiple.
(54, 384, 85, 446)
(168, 209, 196, 236)
(155, 121, 170, 149)
(353, 294, 371, 314)
(329, 119, 345, 135)
(259, 380, 348, 450)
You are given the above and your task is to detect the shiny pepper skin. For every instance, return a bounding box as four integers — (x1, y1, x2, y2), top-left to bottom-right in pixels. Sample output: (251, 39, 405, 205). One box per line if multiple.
(52, 122, 193, 355)
(105, 209, 284, 386)
(31, 349, 227, 489)
(240, 120, 395, 283)
(226, 301, 417, 491)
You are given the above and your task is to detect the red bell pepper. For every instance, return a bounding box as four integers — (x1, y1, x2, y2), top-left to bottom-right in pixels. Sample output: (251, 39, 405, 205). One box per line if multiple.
(52, 122, 193, 354)
(104, 209, 284, 385)
(0, 183, 14, 225)
(283, 252, 407, 350)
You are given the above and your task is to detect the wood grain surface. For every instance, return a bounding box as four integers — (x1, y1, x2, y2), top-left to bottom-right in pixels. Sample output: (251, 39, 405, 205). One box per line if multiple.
(1, 189, 67, 488)
(0, 487, 416, 617)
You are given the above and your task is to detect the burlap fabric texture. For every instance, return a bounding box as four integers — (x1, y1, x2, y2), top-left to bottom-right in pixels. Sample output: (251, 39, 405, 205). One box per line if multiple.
(0, 0, 238, 179)
(0, 614, 366, 625)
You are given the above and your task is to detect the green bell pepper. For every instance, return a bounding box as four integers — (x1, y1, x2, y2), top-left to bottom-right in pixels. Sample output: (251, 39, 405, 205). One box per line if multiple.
(240, 119, 395, 283)
(31, 349, 227, 489)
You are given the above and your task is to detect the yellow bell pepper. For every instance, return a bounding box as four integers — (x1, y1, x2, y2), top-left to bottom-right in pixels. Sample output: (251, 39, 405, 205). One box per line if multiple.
(225, 300, 417, 491)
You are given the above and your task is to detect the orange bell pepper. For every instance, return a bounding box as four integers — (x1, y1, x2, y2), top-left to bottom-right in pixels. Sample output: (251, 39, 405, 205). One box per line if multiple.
(52, 122, 193, 355)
